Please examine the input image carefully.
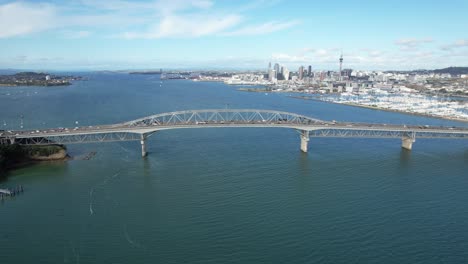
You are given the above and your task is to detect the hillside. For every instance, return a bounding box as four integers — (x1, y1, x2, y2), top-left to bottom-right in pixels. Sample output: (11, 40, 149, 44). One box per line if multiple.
(433, 67, 468, 75)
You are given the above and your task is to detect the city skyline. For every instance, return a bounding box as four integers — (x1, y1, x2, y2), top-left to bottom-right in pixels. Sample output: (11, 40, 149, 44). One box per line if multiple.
(1, 0, 468, 70)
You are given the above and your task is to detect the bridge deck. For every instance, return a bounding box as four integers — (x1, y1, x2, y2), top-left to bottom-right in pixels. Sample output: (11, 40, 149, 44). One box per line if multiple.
(1, 109, 467, 146)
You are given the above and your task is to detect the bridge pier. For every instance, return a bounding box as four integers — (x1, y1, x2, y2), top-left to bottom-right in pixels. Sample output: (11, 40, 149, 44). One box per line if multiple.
(140, 134, 147, 157)
(401, 135, 416, 150)
(300, 130, 309, 153)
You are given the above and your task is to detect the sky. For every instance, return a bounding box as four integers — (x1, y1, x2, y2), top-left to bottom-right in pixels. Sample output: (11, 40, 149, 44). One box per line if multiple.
(0, 0, 468, 71)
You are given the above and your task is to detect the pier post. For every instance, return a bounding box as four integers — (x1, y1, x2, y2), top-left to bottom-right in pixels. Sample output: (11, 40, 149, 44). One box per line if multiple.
(140, 134, 147, 157)
(401, 134, 415, 150)
(300, 130, 310, 153)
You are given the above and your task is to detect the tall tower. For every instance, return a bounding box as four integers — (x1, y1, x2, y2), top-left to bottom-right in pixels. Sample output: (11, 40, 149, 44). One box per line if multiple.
(339, 52, 343, 80)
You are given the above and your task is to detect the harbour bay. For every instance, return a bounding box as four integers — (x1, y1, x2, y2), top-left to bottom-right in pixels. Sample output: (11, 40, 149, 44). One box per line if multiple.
(1, 72, 468, 263)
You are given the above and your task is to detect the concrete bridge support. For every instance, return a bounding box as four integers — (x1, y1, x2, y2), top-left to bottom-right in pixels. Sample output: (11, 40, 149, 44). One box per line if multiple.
(140, 134, 147, 157)
(300, 130, 310, 153)
(401, 135, 416, 150)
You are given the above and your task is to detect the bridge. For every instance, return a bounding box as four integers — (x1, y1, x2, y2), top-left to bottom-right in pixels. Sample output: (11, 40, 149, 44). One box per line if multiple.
(1, 109, 467, 157)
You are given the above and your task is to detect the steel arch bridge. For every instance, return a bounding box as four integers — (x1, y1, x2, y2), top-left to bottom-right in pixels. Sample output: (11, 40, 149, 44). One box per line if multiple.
(123, 109, 325, 127)
(1, 109, 468, 156)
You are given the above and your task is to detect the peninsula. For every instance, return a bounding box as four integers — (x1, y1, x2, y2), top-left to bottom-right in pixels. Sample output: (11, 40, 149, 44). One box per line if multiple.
(0, 143, 68, 179)
(0, 72, 81, 87)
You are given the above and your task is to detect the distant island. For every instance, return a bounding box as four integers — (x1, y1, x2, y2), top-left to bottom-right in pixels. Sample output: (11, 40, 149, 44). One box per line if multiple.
(129, 70, 162, 75)
(0, 72, 82, 87)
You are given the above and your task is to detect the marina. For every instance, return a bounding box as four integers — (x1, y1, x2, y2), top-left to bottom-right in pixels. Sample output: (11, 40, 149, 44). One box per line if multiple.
(296, 92, 468, 122)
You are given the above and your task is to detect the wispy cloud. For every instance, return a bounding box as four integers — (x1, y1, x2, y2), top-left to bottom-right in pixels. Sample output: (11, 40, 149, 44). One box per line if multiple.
(62, 30, 92, 39)
(440, 39, 468, 50)
(0, 2, 57, 38)
(0, 0, 291, 39)
(122, 14, 241, 38)
(223, 20, 300, 36)
(395, 38, 433, 50)
(269, 45, 447, 70)
(272, 53, 307, 63)
(79, 0, 213, 13)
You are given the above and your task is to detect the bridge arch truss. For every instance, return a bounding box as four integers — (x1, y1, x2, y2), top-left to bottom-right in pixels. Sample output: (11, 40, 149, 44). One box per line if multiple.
(123, 109, 326, 127)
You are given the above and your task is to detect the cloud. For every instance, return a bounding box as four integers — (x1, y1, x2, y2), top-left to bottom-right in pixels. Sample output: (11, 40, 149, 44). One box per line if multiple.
(440, 39, 468, 50)
(272, 53, 307, 63)
(268, 46, 446, 70)
(122, 14, 241, 38)
(223, 20, 300, 36)
(63, 30, 91, 39)
(0, 0, 290, 40)
(272, 48, 342, 65)
(395, 38, 433, 50)
(80, 0, 213, 13)
(0, 2, 57, 38)
(12, 55, 28, 63)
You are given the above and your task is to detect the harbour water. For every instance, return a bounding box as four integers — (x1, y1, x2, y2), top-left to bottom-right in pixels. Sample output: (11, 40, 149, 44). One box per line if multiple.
(1, 73, 468, 263)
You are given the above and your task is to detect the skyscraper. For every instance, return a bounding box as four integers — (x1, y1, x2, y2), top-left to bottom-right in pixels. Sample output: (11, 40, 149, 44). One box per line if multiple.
(271, 70, 277, 83)
(283, 67, 290, 81)
(298, 66, 304, 80)
(308, 65, 312, 77)
(274, 63, 280, 79)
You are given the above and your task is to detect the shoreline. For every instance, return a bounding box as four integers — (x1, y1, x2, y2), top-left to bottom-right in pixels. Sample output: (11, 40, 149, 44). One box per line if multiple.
(0, 83, 71, 87)
(289, 95, 468, 124)
(0, 144, 69, 179)
(237, 87, 269, 92)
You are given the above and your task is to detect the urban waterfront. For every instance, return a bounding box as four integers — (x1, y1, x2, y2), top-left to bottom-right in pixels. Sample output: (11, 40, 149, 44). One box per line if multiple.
(1, 73, 468, 263)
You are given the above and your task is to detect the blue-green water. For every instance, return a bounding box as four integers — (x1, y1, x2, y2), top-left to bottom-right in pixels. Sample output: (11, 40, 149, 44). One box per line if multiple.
(1, 73, 468, 263)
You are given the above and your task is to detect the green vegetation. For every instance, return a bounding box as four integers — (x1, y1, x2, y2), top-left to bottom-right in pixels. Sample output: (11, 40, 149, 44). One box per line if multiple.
(0, 144, 25, 179)
(0, 144, 66, 179)
(0, 72, 80, 86)
(22, 145, 66, 157)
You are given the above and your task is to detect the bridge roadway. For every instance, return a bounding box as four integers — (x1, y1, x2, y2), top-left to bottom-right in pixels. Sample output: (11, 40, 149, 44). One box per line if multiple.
(1, 109, 467, 156)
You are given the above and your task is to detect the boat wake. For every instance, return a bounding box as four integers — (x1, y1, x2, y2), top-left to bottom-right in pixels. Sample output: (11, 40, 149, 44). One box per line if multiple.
(89, 171, 122, 216)
(123, 224, 146, 250)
